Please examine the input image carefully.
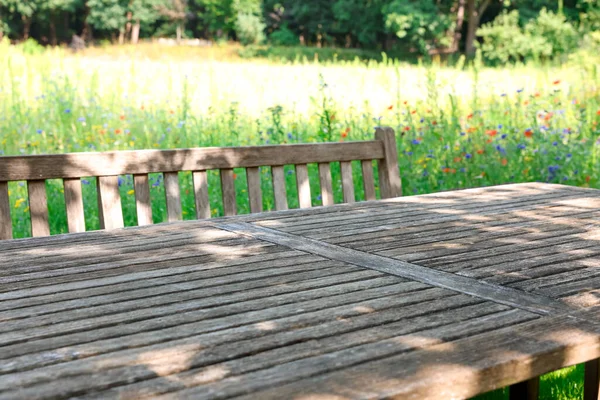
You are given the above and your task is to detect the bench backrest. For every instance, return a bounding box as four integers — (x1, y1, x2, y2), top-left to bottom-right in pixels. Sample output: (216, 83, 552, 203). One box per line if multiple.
(0, 127, 400, 239)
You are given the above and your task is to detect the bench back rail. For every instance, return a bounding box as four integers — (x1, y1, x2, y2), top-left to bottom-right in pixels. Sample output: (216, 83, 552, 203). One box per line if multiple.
(0, 127, 400, 239)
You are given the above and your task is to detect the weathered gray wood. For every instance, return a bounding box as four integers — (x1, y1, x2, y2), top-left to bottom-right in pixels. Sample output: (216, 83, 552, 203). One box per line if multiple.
(375, 126, 401, 198)
(271, 166, 288, 211)
(509, 378, 539, 400)
(246, 167, 262, 214)
(340, 161, 355, 203)
(0, 181, 12, 240)
(96, 176, 124, 230)
(361, 160, 376, 201)
(295, 164, 311, 208)
(217, 222, 574, 316)
(164, 172, 182, 222)
(318, 162, 334, 206)
(133, 174, 152, 226)
(220, 168, 236, 216)
(0, 141, 385, 181)
(96, 178, 105, 230)
(585, 358, 600, 400)
(192, 170, 210, 219)
(63, 178, 86, 233)
(27, 180, 50, 237)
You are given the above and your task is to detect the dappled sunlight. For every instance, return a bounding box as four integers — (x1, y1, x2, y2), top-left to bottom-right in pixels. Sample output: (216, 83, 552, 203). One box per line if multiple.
(255, 321, 278, 331)
(136, 345, 198, 377)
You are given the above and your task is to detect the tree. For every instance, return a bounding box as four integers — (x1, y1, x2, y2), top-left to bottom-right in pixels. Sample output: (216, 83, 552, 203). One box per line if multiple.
(87, 0, 128, 42)
(0, 0, 38, 39)
(465, 0, 491, 56)
(38, 0, 82, 45)
(156, 0, 188, 43)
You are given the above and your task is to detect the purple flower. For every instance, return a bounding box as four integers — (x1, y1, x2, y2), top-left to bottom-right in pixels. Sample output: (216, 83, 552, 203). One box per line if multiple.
(64, 109, 71, 113)
(411, 139, 420, 145)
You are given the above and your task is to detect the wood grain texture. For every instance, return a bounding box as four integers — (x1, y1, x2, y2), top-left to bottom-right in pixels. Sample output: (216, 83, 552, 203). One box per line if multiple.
(0, 181, 12, 240)
(295, 164, 311, 209)
(509, 378, 539, 400)
(220, 169, 236, 216)
(340, 161, 355, 204)
(192, 171, 210, 219)
(96, 176, 124, 230)
(246, 167, 263, 214)
(318, 162, 334, 206)
(585, 358, 600, 400)
(164, 172, 182, 222)
(361, 160, 376, 201)
(0, 141, 385, 181)
(375, 126, 401, 198)
(272, 166, 288, 211)
(63, 178, 85, 233)
(27, 180, 49, 237)
(217, 222, 573, 316)
(133, 174, 152, 226)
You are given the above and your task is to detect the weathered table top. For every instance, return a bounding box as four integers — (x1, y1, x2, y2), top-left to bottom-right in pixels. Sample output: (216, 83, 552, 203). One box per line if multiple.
(1, 182, 600, 400)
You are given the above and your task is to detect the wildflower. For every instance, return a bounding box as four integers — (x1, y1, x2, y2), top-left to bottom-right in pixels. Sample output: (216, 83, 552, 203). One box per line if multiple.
(432, 121, 437, 125)
(387, 105, 393, 110)
(127, 189, 135, 195)
(544, 112, 553, 121)
(586, 176, 591, 183)
(14, 198, 25, 208)
(115, 129, 122, 134)
(486, 129, 498, 137)
(453, 157, 462, 163)
(411, 139, 421, 145)
(65, 109, 71, 113)
(467, 113, 473, 119)
(553, 80, 561, 85)
(476, 149, 484, 155)
(517, 144, 526, 149)
(517, 88, 524, 93)
(552, 141, 558, 146)
(36, 129, 43, 134)
(120, 115, 126, 120)
(287, 132, 293, 139)
(524, 129, 533, 138)
(403, 126, 410, 132)
(500, 93, 507, 97)
(465, 153, 472, 159)
(233, 173, 237, 179)
(82, 179, 90, 185)
(77, 117, 85, 123)
(442, 167, 451, 173)
(524, 100, 530, 105)
(141, 105, 145, 110)
(597, 110, 600, 116)
(411, 110, 417, 114)
(118, 177, 124, 187)
(501, 158, 508, 166)
(460, 132, 466, 136)
(501, 134, 507, 139)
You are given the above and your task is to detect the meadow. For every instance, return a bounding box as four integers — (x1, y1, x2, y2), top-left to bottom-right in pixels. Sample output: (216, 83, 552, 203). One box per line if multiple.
(1, 41, 599, 399)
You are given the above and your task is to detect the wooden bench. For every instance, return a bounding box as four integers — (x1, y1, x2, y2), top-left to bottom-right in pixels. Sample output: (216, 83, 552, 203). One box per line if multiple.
(0, 127, 400, 240)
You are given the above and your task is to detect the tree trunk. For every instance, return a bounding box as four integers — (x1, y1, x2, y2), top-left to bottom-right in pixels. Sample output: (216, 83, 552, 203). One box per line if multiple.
(49, 14, 57, 46)
(81, 3, 91, 42)
(118, 29, 125, 45)
(22, 15, 31, 40)
(131, 21, 140, 44)
(176, 22, 182, 44)
(452, 0, 466, 53)
(465, 0, 490, 56)
(125, 11, 132, 41)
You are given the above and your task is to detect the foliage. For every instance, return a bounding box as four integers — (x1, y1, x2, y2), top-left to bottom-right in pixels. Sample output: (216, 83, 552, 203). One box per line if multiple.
(269, 23, 299, 46)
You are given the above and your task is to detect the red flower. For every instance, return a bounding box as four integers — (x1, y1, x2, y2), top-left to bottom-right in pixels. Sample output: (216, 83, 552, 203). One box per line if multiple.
(596, 110, 600, 116)
(453, 157, 462, 163)
(403, 126, 410, 132)
(467, 113, 473, 119)
(115, 129, 121, 134)
(119, 115, 126, 120)
(486, 129, 497, 137)
(387, 105, 393, 110)
(501, 158, 508, 166)
(431, 120, 437, 125)
(476, 149, 485, 154)
(524, 129, 533, 138)
(586, 176, 591, 183)
(553, 79, 561, 85)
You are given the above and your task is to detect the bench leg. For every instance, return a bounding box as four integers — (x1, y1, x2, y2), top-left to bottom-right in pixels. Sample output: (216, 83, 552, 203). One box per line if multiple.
(509, 377, 539, 400)
(585, 359, 600, 400)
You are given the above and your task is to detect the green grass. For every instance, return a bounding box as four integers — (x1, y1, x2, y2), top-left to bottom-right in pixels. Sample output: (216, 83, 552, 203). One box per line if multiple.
(1, 41, 599, 398)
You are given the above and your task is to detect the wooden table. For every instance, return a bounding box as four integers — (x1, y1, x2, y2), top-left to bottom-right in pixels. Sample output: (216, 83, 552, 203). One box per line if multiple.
(1, 182, 600, 400)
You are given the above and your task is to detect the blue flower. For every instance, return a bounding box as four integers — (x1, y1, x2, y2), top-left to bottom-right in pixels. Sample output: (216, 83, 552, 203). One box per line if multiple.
(287, 133, 293, 139)
(517, 144, 526, 149)
(566, 153, 572, 158)
(316, 194, 322, 201)
(77, 117, 85, 122)
(460, 132, 466, 136)
(406, 151, 413, 156)
(118, 177, 124, 187)
(498, 124, 503, 129)
(82, 179, 90, 185)
(459, 168, 466, 173)
(465, 154, 472, 159)
(517, 88, 524, 93)
(36, 129, 43, 134)
(501, 134, 507, 139)
(552, 141, 558, 146)
(411, 139, 420, 145)
(64, 109, 71, 113)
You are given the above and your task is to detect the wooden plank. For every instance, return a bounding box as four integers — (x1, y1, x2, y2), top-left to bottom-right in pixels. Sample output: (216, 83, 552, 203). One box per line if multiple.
(96, 178, 105, 230)
(192, 171, 210, 219)
(164, 172, 182, 222)
(271, 166, 288, 211)
(585, 358, 600, 400)
(0, 141, 385, 181)
(340, 161, 355, 204)
(246, 167, 263, 214)
(133, 174, 152, 226)
(295, 164, 312, 209)
(220, 169, 236, 216)
(27, 180, 50, 237)
(63, 178, 86, 233)
(96, 176, 124, 230)
(509, 378, 540, 400)
(318, 162, 334, 206)
(217, 222, 574, 315)
(0, 181, 12, 240)
(361, 160, 376, 201)
(375, 126, 402, 198)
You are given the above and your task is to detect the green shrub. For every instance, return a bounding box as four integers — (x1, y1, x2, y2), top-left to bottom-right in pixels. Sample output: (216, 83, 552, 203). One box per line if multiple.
(524, 8, 578, 60)
(235, 13, 266, 45)
(16, 38, 45, 55)
(269, 24, 300, 46)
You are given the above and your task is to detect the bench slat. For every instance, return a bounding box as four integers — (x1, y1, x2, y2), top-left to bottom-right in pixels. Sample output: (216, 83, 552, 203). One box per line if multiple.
(63, 178, 85, 233)
(0, 181, 12, 240)
(27, 180, 50, 237)
(272, 166, 288, 211)
(133, 174, 153, 226)
(295, 164, 311, 209)
(585, 358, 600, 400)
(340, 161, 355, 204)
(164, 172, 182, 222)
(0, 141, 385, 181)
(361, 160, 376, 201)
(220, 169, 237, 216)
(97, 176, 124, 230)
(318, 163, 334, 206)
(246, 167, 263, 214)
(375, 127, 402, 198)
(192, 171, 211, 219)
